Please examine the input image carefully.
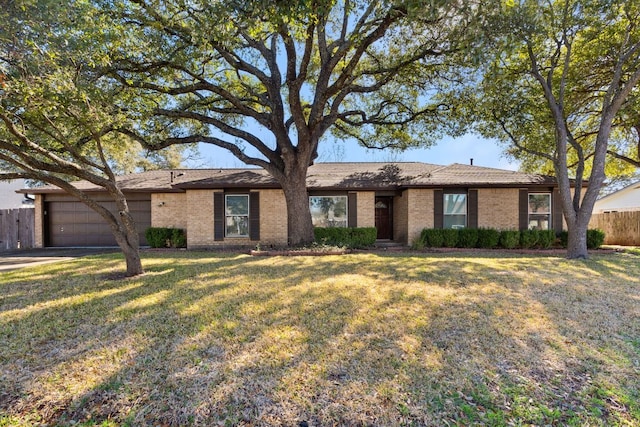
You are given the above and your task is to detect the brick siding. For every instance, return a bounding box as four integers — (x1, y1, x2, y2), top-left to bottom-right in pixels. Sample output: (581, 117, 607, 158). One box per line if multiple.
(34, 194, 44, 248)
(477, 188, 520, 230)
(186, 189, 216, 248)
(259, 189, 288, 246)
(356, 191, 375, 227)
(405, 188, 434, 245)
(151, 193, 188, 229)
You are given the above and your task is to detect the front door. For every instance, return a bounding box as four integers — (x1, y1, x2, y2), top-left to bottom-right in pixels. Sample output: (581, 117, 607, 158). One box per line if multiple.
(375, 197, 393, 240)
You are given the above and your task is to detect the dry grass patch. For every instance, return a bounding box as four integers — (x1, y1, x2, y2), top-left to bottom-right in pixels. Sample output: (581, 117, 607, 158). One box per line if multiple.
(1, 251, 639, 426)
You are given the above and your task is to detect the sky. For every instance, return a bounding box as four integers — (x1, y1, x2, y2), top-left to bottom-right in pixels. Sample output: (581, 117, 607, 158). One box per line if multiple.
(191, 134, 521, 171)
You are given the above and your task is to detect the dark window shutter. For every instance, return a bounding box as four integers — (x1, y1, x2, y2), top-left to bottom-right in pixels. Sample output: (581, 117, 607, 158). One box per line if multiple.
(214, 192, 224, 241)
(519, 189, 529, 231)
(348, 193, 357, 227)
(468, 189, 478, 228)
(434, 189, 443, 229)
(249, 192, 260, 241)
(552, 189, 563, 232)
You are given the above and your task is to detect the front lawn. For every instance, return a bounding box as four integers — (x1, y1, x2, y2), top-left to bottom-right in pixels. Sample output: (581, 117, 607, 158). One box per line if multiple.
(1, 251, 639, 426)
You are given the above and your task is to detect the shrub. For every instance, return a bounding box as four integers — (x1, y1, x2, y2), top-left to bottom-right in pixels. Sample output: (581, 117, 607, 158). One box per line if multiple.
(145, 227, 187, 248)
(422, 228, 444, 247)
(477, 228, 500, 249)
(558, 229, 605, 249)
(314, 227, 348, 247)
(457, 228, 478, 248)
(349, 227, 377, 248)
(499, 230, 520, 249)
(587, 229, 605, 249)
(171, 228, 187, 248)
(536, 229, 556, 249)
(520, 229, 539, 249)
(442, 229, 458, 248)
(558, 231, 569, 248)
(314, 227, 376, 248)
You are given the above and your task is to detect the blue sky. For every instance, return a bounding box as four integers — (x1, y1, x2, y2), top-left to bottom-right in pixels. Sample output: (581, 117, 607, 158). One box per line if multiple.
(192, 134, 521, 171)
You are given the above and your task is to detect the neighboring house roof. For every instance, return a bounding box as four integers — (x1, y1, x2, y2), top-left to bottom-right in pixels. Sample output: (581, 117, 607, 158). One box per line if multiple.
(0, 178, 33, 209)
(594, 181, 640, 213)
(22, 162, 560, 194)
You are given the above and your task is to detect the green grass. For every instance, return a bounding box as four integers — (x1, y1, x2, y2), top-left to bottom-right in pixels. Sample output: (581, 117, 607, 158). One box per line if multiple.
(1, 251, 639, 426)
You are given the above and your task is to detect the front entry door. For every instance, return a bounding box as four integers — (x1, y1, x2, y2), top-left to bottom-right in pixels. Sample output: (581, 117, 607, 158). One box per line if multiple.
(375, 197, 393, 240)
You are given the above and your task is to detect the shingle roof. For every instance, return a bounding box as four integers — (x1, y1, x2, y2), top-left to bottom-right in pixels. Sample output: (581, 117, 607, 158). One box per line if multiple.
(24, 162, 559, 194)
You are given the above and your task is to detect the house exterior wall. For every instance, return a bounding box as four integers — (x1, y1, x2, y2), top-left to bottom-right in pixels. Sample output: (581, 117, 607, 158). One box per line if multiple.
(259, 189, 288, 245)
(186, 189, 216, 248)
(356, 191, 375, 227)
(393, 192, 408, 244)
(593, 185, 640, 213)
(34, 194, 44, 248)
(405, 188, 434, 245)
(478, 188, 520, 230)
(151, 193, 188, 229)
(183, 188, 288, 248)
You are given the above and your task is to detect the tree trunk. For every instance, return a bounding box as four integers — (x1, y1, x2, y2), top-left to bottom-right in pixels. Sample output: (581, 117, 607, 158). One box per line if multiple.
(280, 170, 314, 247)
(114, 203, 144, 277)
(107, 191, 145, 276)
(117, 235, 144, 276)
(565, 218, 589, 259)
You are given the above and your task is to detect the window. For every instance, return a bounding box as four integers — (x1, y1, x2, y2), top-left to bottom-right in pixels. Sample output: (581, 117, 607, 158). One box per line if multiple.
(528, 193, 551, 230)
(444, 193, 467, 229)
(225, 194, 249, 237)
(309, 196, 348, 227)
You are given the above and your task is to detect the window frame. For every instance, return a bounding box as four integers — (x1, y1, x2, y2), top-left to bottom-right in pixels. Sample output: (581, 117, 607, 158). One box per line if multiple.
(443, 192, 467, 229)
(225, 194, 250, 238)
(528, 192, 552, 230)
(309, 195, 349, 228)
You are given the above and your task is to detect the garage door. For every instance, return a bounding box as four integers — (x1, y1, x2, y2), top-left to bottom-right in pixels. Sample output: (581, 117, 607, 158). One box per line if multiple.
(44, 195, 151, 247)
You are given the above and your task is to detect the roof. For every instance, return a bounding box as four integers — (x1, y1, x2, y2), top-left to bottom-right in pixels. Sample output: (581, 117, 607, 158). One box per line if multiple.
(22, 162, 559, 194)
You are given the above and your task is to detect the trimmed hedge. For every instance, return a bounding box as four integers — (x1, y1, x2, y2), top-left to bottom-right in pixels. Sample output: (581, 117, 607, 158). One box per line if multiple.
(477, 228, 500, 249)
(587, 229, 605, 249)
(537, 230, 556, 249)
(442, 229, 458, 248)
(457, 228, 478, 248)
(422, 228, 444, 247)
(145, 227, 187, 248)
(499, 230, 520, 249)
(519, 229, 538, 249)
(414, 227, 574, 250)
(558, 229, 606, 249)
(314, 227, 377, 248)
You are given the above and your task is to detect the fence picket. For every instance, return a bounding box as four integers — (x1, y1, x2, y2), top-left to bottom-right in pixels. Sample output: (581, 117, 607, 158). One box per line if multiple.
(0, 208, 35, 250)
(589, 211, 640, 246)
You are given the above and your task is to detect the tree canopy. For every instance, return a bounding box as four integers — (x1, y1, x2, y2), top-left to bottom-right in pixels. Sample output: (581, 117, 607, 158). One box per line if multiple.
(102, 0, 475, 245)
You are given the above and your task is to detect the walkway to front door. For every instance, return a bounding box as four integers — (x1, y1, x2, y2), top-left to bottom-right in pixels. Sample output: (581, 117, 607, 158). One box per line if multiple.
(375, 197, 393, 240)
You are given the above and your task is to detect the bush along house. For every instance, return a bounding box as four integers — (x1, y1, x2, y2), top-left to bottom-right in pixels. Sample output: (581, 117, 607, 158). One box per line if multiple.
(22, 162, 568, 248)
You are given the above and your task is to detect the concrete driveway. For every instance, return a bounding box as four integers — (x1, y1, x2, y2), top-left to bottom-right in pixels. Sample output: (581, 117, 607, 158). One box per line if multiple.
(0, 248, 118, 272)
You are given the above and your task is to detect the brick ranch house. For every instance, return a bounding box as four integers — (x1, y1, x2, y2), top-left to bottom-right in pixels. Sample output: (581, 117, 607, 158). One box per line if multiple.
(23, 162, 566, 248)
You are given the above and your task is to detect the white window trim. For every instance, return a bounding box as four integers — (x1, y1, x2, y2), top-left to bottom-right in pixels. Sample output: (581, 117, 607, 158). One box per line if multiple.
(528, 192, 552, 230)
(309, 195, 349, 228)
(225, 194, 250, 238)
(443, 192, 467, 229)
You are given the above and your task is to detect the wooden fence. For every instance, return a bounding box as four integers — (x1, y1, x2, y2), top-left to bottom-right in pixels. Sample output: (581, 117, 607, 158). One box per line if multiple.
(589, 211, 640, 246)
(0, 208, 35, 251)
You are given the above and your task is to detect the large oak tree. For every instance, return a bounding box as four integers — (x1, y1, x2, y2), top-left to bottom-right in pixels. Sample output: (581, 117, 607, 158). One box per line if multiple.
(106, 0, 474, 246)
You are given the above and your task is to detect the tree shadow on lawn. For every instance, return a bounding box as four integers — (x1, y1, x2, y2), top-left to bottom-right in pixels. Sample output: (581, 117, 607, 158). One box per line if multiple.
(1, 252, 638, 426)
